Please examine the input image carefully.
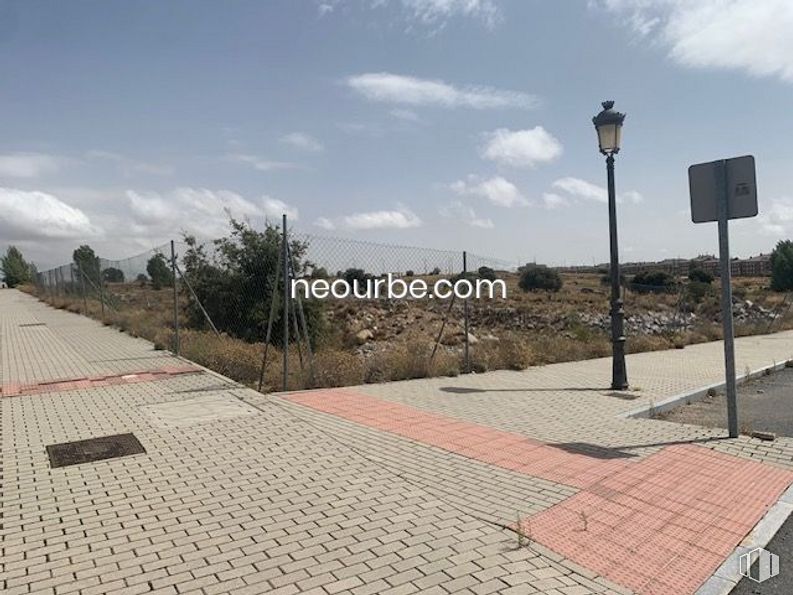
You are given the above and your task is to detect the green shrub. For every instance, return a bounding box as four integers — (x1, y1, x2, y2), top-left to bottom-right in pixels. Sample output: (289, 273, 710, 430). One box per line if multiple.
(102, 267, 125, 283)
(182, 218, 325, 346)
(631, 270, 675, 293)
(342, 268, 368, 287)
(477, 266, 496, 281)
(688, 268, 714, 284)
(518, 264, 562, 292)
(685, 281, 714, 303)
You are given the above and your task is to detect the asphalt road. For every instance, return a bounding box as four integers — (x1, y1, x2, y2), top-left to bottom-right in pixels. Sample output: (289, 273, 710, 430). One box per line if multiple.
(728, 366, 793, 594)
(660, 365, 793, 438)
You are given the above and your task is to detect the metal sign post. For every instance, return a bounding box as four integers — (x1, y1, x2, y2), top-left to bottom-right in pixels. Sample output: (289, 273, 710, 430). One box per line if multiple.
(689, 155, 758, 439)
(715, 160, 739, 438)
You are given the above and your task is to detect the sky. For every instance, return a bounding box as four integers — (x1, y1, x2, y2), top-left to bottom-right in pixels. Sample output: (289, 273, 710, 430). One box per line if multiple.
(1, 0, 793, 270)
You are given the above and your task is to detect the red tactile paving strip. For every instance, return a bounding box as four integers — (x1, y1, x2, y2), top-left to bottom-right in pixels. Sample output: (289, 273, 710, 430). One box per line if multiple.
(288, 389, 793, 594)
(288, 389, 631, 488)
(524, 444, 793, 594)
(0, 365, 200, 398)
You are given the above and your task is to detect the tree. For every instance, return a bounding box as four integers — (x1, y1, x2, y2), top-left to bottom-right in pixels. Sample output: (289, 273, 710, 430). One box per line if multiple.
(146, 253, 173, 290)
(688, 268, 714, 284)
(518, 264, 562, 292)
(73, 245, 101, 285)
(771, 240, 793, 292)
(102, 267, 125, 283)
(430, 267, 441, 275)
(181, 218, 325, 344)
(1, 246, 33, 287)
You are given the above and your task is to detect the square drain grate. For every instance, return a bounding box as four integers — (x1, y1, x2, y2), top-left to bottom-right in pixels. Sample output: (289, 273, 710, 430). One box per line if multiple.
(46, 433, 146, 468)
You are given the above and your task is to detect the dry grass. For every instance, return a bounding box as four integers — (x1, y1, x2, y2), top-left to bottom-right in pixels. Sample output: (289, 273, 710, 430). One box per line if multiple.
(25, 272, 793, 394)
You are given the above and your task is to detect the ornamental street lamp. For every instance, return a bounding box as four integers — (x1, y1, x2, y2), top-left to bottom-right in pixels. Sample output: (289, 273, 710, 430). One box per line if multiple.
(593, 100, 628, 390)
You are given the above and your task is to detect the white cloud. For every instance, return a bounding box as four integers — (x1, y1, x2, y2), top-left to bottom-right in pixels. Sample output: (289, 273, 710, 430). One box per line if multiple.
(450, 175, 527, 207)
(0, 153, 63, 178)
(0, 187, 98, 239)
(542, 193, 570, 210)
(126, 188, 298, 238)
(340, 207, 422, 230)
(346, 72, 539, 110)
(550, 177, 644, 205)
(552, 177, 607, 203)
(280, 132, 324, 152)
(758, 197, 793, 235)
(439, 200, 494, 228)
(226, 154, 299, 172)
(262, 197, 299, 220)
(400, 0, 500, 28)
(620, 190, 644, 204)
(319, 0, 500, 28)
(313, 216, 336, 230)
(317, 2, 335, 16)
(597, 0, 793, 82)
(481, 127, 562, 168)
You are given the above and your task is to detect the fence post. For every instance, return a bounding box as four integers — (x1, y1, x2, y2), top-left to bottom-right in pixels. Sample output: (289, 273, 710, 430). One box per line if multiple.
(98, 271, 105, 320)
(170, 240, 180, 356)
(463, 251, 470, 374)
(78, 265, 88, 313)
(282, 213, 289, 392)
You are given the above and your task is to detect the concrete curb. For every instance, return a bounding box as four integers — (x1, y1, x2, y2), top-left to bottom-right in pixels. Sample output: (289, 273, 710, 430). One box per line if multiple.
(695, 483, 793, 594)
(619, 358, 793, 419)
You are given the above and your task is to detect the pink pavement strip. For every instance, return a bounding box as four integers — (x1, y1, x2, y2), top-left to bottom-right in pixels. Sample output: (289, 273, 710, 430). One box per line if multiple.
(0, 364, 200, 398)
(287, 388, 632, 488)
(287, 388, 793, 594)
(525, 444, 793, 593)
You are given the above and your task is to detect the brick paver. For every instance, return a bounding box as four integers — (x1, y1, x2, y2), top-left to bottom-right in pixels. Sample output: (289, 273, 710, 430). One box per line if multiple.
(4, 288, 793, 594)
(284, 388, 793, 593)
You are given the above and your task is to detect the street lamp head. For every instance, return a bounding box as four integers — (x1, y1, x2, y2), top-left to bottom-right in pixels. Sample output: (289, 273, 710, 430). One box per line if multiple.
(593, 100, 626, 156)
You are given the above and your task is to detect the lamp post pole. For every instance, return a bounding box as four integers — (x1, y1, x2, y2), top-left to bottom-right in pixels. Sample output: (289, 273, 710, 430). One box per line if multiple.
(606, 153, 628, 390)
(593, 100, 628, 390)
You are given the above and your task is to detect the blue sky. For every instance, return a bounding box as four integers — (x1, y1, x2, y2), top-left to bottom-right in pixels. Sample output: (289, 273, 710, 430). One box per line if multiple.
(1, 0, 792, 268)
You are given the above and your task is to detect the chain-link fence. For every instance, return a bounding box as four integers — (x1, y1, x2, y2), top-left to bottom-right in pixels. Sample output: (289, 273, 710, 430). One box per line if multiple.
(31, 216, 792, 393)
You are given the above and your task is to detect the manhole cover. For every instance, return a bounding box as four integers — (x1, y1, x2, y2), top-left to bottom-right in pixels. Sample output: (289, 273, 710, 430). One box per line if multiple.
(46, 433, 146, 468)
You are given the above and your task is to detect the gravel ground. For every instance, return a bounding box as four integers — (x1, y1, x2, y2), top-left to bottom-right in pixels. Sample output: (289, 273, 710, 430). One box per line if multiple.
(658, 365, 793, 438)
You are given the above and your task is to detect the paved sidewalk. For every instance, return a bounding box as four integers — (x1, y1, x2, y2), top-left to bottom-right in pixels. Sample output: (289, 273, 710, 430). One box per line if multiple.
(3, 288, 793, 594)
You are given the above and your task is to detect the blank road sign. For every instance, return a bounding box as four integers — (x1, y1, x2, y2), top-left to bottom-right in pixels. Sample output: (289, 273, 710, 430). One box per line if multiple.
(689, 155, 757, 223)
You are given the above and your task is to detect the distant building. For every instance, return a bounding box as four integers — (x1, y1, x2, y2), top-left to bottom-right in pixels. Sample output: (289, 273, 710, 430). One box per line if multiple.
(557, 253, 771, 277)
